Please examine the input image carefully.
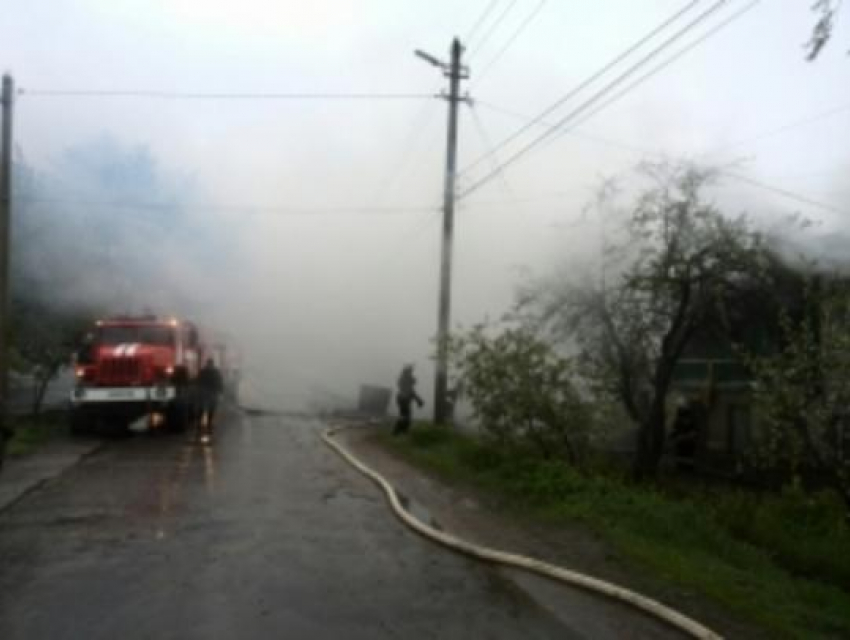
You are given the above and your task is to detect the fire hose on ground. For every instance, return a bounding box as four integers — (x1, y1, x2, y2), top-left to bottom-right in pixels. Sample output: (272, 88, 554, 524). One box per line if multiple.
(321, 424, 722, 640)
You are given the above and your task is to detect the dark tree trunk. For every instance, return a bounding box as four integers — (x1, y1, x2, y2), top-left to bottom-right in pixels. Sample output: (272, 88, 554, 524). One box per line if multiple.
(32, 376, 49, 416)
(31, 363, 61, 416)
(633, 376, 672, 480)
(632, 327, 688, 481)
(632, 290, 693, 480)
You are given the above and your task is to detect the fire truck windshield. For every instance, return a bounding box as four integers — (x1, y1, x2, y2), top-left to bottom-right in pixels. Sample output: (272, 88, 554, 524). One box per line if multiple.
(98, 326, 175, 347)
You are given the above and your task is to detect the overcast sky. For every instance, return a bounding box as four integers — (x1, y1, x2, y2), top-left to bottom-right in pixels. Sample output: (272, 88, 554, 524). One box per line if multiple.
(1, 1, 849, 409)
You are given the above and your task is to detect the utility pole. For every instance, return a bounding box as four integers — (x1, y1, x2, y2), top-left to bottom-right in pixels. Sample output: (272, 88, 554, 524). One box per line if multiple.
(415, 38, 468, 425)
(0, 74, 13, 463)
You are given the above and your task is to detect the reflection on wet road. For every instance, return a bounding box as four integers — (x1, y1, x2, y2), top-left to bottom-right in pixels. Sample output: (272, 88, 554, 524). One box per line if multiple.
(0, 408, 574, 639)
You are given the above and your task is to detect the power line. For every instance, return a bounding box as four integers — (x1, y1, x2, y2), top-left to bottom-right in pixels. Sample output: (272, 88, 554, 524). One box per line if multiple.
(439, 97, 850, 189)
(17, 89, 435, 101)
(458, 0, 735, 199)
(567, 0, 760, 133)
(368, 99, 442, 206)
(467, 103, 514, 195)
(700, 102, 850, 157)
(474, 101, 850, 218)
(459, 0, 702, 177)
(468, 0, 519, 59)
(466, 0, 502, 45)
(474, 99, 653, 155)
(473, 0, 548, 87)
(15, 195, 437, 216)
(396, 208, 441, 246)
(722, 172, 850, 217)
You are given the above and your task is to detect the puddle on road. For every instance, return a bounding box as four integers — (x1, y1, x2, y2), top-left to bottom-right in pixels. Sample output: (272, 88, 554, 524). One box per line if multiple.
(241, 407, 278, 417)
(240, 406, 316, 420)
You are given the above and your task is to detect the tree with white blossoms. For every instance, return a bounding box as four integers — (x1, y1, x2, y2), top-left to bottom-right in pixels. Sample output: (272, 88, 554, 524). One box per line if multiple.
(744, 273, 850, 512)
(448, 322, 594, 465)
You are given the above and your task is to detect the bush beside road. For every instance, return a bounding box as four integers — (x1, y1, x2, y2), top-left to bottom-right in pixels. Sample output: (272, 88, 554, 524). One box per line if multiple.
(5, 410, 69, 457)
(376, 423, 850, 640)
(0, 410, 101, 512)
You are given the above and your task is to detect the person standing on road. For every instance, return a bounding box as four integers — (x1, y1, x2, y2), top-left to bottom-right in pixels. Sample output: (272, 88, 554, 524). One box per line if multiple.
(393, 364, 423, 435)
(197, 358, 225, 433)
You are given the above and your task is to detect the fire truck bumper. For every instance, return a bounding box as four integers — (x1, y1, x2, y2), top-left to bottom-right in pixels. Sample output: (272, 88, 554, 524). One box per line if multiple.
(70, 385, 177, 405)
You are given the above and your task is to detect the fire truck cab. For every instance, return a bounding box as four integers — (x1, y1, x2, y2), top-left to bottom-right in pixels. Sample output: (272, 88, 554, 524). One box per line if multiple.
(70, 315, 207, 433)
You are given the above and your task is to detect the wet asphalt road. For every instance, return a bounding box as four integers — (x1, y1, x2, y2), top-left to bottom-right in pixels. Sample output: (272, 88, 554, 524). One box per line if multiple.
(0, 408, 575, 639)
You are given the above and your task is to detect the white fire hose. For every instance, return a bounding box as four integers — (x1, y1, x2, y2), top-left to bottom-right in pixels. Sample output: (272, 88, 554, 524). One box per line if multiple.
(322, 424, 722, 640)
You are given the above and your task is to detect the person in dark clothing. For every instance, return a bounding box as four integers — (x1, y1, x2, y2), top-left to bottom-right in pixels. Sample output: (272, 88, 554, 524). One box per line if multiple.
(671, 404, 698, 472)
(197, 358, 225, 433)
(393, 364, 423, 435)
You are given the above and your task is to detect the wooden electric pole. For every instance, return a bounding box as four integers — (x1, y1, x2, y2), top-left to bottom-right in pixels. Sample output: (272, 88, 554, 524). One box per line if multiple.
(0, 74, 13, 464)
(416, 38, 467, 425)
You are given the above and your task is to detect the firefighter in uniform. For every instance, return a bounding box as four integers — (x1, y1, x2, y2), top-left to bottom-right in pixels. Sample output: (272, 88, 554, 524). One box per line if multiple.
(393, 364, 423, 435)
(197, 358, 224, 433)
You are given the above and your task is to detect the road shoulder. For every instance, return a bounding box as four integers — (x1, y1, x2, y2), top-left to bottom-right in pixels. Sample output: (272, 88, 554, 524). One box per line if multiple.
(0, 435, 102, 512)
(337, 423, 763, 640)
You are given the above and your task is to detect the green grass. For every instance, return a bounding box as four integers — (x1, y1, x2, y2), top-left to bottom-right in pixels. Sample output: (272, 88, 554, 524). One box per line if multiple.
(5, 411, 68, 456)
(379, 423, 850, 639)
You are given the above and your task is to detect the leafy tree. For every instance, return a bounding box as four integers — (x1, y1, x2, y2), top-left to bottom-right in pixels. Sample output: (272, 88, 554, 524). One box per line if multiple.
(449, 322, 593, 464)
(527, 162, 765, 479)
(11, 297, 93, 415)
(743, 273, 850, 512)
(807, 0, 845, 60)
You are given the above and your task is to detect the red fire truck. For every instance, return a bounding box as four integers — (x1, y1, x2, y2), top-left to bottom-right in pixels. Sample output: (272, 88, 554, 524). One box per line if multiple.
(70, 315, 211, 433)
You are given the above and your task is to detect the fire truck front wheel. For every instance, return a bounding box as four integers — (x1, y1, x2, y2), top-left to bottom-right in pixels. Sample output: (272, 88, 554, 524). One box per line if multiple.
(69, 408, 92, 436)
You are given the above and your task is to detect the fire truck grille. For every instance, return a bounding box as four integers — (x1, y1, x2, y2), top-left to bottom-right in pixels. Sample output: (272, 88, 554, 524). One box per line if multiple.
(99, 357, 142, 385)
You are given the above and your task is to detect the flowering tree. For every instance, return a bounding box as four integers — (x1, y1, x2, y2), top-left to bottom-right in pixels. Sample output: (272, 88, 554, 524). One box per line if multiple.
(450, 323, 593, 464)
(745, 275, 850, 511)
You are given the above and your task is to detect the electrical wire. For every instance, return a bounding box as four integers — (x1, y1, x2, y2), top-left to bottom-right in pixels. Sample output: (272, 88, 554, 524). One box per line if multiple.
(475, 90, 850, 181)
(472, 101, 848, 218)
(466, 103, 514, 197)
(459, 0, 736, 199)
(466, 0, 502, 45)
(468, 0, 519, 59)
(700, 102, 850, 157)
(722, 172, 850, 217)
(474, 99, 653, 156)
(14, 195, 437, 216)
(566, 0, 760, 134)
(369, 99, 442, 207)
(459, 0, 702, 178)
(17, 89, 436, 101)
(472, 0, 548, 87)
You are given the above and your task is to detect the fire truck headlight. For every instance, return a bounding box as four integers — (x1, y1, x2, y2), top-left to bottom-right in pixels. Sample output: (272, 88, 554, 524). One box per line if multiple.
(165, 366, 174, 377)
(75, 368, 85, 378)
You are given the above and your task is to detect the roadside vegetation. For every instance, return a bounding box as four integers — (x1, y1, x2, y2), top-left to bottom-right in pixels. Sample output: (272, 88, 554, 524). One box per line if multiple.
(380, 425, 850, 638)
(380, 161, 850, 638)
(4, 411, 69, 457)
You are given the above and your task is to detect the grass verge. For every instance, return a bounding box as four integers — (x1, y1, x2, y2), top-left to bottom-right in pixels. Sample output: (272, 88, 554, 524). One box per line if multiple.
(6, 411, 68, 457)
(378, 423, 850, 639)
